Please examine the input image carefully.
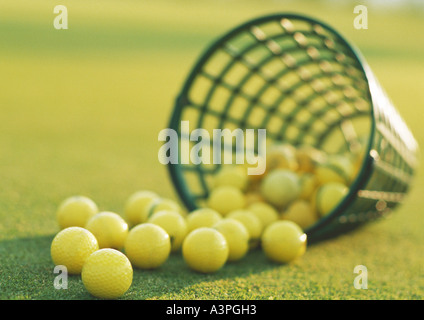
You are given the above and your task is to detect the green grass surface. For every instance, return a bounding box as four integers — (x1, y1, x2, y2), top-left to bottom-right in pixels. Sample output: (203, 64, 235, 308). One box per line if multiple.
(0, 0, 423, 300)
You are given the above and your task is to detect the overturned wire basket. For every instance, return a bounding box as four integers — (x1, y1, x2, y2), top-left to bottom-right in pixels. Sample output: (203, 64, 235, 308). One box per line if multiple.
(166, 13, 419, 243)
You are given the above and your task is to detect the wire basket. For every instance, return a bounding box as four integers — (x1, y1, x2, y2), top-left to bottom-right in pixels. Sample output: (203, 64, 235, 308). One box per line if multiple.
(166, 13, 419, 243)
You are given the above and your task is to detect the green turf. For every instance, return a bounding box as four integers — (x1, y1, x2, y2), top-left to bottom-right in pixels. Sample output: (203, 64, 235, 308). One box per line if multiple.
(0, 0, 423, 300)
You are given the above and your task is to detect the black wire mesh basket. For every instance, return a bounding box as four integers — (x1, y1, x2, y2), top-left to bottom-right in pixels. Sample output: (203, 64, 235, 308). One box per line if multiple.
(166, 13, 419, 243)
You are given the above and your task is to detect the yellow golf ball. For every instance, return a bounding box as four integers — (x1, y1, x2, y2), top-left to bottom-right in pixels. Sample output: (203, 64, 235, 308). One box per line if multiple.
(244, 192, 265, 207)
(295, 144, 326, 173)
(185, 208, 222, 233)
(124, 223, 171, 269)
(314, 182, 348, 217)
(280, 199, 319, 230)
(266, 143, 299, 172)
(247, 202, 279, 229)
(50, 227, 99, 274)
(148, 210, 188, 252)
(315, 154, 354, 186)
(298, 172, 318, 201)
(261, 220, 307, 264)
(124, 190, 160, 226)
(213, 219, 249, 262)
(182, 227, 229, 273)
(227, 209, 263, 248)
(85, 211, 129, 250)
(56, 196, 98, 230)
(82, 248, 133, 299)
(260, 169, 301, 209)
(212, 165, 248, 191)
(147, 198, 185, 218)
(207, 185, 246, 216)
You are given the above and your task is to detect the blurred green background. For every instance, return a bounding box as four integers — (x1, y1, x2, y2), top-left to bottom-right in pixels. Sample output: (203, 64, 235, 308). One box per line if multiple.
(0, 0, 423, 299)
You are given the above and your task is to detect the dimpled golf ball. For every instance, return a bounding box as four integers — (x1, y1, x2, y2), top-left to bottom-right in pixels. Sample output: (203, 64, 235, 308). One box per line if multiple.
(185, 208, 222, 233)
(227, 209, 263, 248)
(244, 192, 265, 207)
(147, 198, 185, 218)
(50, 227, 99, 274)
(314, 182, 348, 217)
(124, 190, 160, 226)
(247, 202, 279, 229)
(182, 227, 229, 273)
(280, 199, 318, 230)
(148, 210, 188, 252)
(212, 165, 248, 191)
(261, 220, 307, 264)
(124, 223, 171, 269)
(295, 144, 326, 173)
(82, 248, 133, 299)
(85, 211, 129, 250)
(207, 185, 246, 216)
(298, 172, 318, 201)
(315, 154, 354, 186)
(56, 196, 98, 230)
(265, 143, 299, 172)
(260, 169, 301, 208)
(213, 218, 249, 262)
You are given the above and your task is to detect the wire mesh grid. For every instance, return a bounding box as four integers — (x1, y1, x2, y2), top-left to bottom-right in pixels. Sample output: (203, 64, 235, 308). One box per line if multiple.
(167, 14, 418, 242)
